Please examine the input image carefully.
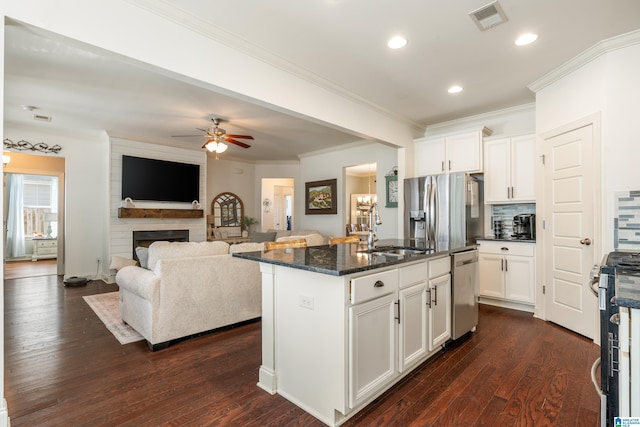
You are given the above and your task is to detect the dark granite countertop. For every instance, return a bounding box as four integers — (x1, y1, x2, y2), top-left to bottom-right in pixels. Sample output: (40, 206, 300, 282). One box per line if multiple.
(616, 270, 640, 309)
(477, 237, 536, 243)
(233, 239, 476, 276)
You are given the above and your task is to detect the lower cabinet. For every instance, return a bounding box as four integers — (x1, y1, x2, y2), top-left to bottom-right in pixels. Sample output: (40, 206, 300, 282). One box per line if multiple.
(348, 293, 398, 408)
(350, 256, 451, 408)
(478, 240, 535, 307)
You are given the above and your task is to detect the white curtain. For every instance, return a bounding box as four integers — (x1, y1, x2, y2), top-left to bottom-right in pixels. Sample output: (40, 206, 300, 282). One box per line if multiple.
(5, 174, 25, 258)
(50, 176, 59, 237)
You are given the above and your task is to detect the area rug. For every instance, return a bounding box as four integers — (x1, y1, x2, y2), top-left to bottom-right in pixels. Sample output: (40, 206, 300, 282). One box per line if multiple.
(83, 292, 144, 345)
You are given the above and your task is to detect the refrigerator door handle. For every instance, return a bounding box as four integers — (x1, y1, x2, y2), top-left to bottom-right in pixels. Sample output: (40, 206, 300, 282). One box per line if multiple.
(430, 182, 437, 244)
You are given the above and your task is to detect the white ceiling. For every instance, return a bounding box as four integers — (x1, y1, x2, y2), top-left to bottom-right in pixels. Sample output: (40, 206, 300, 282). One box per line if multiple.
(4, 1, 640, 161)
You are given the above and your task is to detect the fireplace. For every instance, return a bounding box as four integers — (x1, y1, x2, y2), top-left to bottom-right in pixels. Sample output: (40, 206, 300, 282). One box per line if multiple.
(132, 230, 189, 261)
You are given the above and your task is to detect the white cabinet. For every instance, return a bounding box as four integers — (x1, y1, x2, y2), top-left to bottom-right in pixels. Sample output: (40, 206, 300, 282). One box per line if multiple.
(415, 128, 491, 176)
(397, 257, 450, 372)
(478, 240, 535, 306)
(348, 293, 398, 408)
(429, 273, 451, 350)
(32, 238, 57, 261)
(484, 134, 535, 203)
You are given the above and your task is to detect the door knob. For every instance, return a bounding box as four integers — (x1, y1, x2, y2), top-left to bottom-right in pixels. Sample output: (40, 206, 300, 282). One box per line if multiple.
(580, 238, 592, 246)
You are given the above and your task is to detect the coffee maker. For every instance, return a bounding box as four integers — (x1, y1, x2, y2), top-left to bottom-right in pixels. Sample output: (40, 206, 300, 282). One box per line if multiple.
(512, 213, 535, 239)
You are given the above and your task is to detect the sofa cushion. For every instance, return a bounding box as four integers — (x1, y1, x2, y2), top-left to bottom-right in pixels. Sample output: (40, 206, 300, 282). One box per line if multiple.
(135, 247, 149, 269)
(109, 255, 137, 271)
(147, 241, 230, 271)
(229, 242, 265, 253)
(251, 231, 277, 243)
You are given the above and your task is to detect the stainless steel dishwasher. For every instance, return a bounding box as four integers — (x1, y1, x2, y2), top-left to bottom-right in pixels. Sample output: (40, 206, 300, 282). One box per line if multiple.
(451, 249, 479, 340)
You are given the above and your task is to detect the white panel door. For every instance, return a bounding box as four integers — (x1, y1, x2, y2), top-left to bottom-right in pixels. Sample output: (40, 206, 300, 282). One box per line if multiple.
(446, 131, 482, 173)
(429, 274, 451, 350)
(348, 293, 398, 408)
(543, 125, 595, 338)
(398, 283, 428, 372)
(415, 137, 445, 176)
(484, 138, 511, 203)
(510, 134, 536, 202)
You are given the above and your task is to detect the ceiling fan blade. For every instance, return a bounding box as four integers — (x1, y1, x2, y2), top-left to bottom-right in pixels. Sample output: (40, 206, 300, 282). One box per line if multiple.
(226, 137, 251, 149)
(226, 134, 254, 140)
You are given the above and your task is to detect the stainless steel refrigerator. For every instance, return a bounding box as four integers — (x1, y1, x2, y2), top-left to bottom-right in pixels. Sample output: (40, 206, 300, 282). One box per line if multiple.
(404, 173, 483, 251)
(404, 172, 484, 340)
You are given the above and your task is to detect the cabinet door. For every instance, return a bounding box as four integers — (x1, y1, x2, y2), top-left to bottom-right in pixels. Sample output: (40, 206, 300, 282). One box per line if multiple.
(446, 131, 482, 173)
(348, 293, 398, 408)
(429, 274, 451, 350)
(398, 282, 428, 372)
(504, 255, 535, 304)
(415, 137, 445, 176)
(478, 253, 505, 299)
(510, 134, 536, 202)
(484, 138, 511, 203)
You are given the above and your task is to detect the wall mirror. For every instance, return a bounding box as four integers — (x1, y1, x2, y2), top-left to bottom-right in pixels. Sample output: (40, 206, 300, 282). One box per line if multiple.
(211, 192, 244, 227)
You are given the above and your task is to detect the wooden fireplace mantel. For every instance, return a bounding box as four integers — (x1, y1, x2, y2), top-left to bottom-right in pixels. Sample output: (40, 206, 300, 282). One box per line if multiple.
(118, 208, 204, 219)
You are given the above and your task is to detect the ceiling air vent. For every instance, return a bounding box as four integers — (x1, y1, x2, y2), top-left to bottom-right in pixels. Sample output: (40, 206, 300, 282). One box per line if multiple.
(33, 114, 52, 122)
(469, 1, 508, 31)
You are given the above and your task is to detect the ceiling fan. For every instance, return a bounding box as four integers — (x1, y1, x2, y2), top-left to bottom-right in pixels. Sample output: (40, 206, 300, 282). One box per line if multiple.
(173, 118, 254, 158)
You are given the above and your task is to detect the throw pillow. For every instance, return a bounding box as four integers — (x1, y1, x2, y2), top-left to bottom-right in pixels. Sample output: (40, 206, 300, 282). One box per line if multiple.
(109, 255, 137, 271)
(135, 247, 149, 269)
(251, 231, 277, 243)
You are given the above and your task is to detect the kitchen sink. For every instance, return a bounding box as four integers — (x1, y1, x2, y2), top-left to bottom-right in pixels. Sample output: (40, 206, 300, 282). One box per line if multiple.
(358, 247, 429, 257)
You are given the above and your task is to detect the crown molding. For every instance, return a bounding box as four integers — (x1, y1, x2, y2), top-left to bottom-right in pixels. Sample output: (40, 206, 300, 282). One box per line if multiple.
(423, 103, 535, 136)
(529, 29, 640, 93)
(124, 0, 423, 134)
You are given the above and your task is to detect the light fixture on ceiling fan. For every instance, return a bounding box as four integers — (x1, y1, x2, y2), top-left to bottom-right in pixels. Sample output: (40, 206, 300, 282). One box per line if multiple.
(172, 117, 254, 160)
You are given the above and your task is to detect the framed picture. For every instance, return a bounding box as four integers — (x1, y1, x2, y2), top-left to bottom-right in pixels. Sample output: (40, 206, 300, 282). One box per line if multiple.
(305, 179, 337, 215)
(385, 175, 398, 208)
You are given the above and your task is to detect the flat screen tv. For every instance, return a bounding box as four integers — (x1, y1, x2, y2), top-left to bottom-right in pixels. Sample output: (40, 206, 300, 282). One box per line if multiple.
(121, 155, 200, 203)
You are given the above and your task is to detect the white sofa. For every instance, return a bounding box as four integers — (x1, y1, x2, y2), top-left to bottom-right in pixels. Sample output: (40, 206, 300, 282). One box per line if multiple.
(115, 240, 264, 350)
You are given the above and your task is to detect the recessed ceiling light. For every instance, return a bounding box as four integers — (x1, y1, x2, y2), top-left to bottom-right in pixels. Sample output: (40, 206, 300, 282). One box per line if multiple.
(448, 86, 463, 94)
(515, 33, 538, 46)
(387, 36, 408, 49)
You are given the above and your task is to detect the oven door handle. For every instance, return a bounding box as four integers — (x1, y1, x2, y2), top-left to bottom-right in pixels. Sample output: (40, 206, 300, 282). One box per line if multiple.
(588, 264, 600, 297)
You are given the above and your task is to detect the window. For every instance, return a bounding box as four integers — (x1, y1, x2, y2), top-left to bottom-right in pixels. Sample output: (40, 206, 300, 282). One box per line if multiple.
(23, 175, 58, 237)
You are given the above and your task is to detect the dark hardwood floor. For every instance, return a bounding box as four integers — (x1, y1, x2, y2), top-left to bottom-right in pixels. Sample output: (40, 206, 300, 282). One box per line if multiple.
(4, 275, 601, 426)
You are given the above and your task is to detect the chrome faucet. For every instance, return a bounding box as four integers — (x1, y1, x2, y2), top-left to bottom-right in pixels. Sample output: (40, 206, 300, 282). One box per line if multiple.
(368, 202, 382, 248)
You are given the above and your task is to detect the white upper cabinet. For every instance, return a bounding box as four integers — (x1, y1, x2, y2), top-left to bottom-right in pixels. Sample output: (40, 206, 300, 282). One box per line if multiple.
(415, 128, 491, 176)
(484, 134, 536, 204)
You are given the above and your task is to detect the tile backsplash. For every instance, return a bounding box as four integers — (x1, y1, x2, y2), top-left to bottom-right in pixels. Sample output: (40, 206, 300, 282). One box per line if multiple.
(615, 191, 640, 250)
(490, 203, 536, 237)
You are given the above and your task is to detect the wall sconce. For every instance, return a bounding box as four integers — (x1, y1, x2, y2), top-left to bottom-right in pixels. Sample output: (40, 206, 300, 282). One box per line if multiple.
(263, 198, 272, 212)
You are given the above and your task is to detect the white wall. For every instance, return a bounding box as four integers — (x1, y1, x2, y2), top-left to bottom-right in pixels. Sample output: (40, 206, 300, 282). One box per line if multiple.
(109, 138, 207, 280)
(535, 40, 640, 253)
(298, 142, 399, 239)
(4, 124, 108, 279)
(207, 158, 256, 219)
(4, 0, 416, 149)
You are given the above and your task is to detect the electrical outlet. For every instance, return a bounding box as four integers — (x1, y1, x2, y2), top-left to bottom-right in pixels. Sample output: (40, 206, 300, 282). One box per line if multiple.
(95, 257, 101, 263)
(298, 294, 314, 310)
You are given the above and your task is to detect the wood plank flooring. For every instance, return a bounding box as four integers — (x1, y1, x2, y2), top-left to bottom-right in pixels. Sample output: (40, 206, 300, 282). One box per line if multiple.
(4, 259, 57, 280)
(4, 275, 601, 426)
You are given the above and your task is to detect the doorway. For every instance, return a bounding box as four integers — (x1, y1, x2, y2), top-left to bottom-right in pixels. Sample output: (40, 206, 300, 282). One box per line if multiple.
(261, 178, 294, 231)
(3, 152, 65, 278)
(344, 163, 377, 235)
(541, 119, 600, 340)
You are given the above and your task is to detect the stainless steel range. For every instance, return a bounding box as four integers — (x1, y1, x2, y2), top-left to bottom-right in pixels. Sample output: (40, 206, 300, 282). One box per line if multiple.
(593, 251, 640, 426)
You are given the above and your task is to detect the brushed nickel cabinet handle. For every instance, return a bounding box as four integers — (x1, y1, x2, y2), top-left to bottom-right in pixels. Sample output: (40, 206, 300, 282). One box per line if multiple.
(374, 280, 384, 288)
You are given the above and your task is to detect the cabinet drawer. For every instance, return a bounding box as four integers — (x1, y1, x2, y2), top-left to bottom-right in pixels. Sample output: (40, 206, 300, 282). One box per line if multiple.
(428, 256, 451, 279)
(350, 269, 398, 305)
(399, 262, 427, 289)
(477, 240, 534, 257)
(36, 247, 57, 255)
(35, 240, 57, 248)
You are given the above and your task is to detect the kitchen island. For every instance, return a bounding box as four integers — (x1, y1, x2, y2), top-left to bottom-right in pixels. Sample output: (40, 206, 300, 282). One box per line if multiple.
(233, 240, 466, 426)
